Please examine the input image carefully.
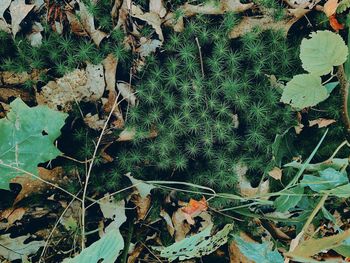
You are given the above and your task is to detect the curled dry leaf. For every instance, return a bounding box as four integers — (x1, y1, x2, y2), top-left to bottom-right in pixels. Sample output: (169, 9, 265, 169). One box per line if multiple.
(229, 9, 308, 39)
(27, 22, 43, 47)
(236, 164, 270, 198)
(324, 0, 338, 16)
(131, 4, 164, 41)
(78, 2, 107, 46)
(116, 82, 137, 106)
(9, 0, 35, 37)
(268, 167, 282, 181)
(36, 63, 105, 111)
(309, 118, 336, 128)
(66, 11, 88, 37)
(11, 167, 67, 203)
(181, 0, 254, 16)
(117, 127, 158, 142)
(160, 209, 175, 236)
(150, 0, 167, 18)
(0, 0, 11, 20)
(0, 207, 26, 230)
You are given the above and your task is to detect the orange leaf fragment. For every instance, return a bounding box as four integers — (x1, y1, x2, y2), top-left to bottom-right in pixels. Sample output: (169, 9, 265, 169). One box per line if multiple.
(329, 15, 344, 31)
(181, 196, 208, 224)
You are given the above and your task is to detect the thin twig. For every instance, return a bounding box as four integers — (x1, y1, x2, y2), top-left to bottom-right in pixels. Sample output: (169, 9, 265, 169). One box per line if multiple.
(195, 37, 205, 78)
(81, 92, 121, 248)
(0, 162, 82, 202)
(62, 155, 92, 164)
(39, 191, 81, 263)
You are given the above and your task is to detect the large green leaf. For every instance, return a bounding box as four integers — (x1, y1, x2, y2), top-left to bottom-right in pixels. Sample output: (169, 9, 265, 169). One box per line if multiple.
(284, 158, 348, 172)
(327, 183, 350, 198)
(280, 74, 329, 110)
(234, 236, 283, 263)
(300, 168, 348, 192)
(274, 185, 304, 212)
(300, 30, 348, 75)
(63, 224, 124, 263)
(0, 98, 67, 190)
(153, 224, 233, 262)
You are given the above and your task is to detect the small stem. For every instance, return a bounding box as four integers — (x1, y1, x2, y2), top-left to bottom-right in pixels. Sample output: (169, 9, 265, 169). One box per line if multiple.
(301, 193, 328, 236)
(337, 65, 350, 132)
(195, 37, 205, 78)
(121, 220, 134, 263)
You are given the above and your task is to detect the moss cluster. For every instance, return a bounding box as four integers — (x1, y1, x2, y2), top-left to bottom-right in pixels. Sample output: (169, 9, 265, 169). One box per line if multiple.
(113, 18, 299, 197)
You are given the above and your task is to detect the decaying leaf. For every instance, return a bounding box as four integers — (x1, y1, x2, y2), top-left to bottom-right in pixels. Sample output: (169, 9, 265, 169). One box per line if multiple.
(131, 4, 164, 41)
(236, 164, 270, 198)
(36, 63, 105, 111)
(78, 2, 107, 46)
(27, 22, 43, 47)
(0, 69, 43, 85)
(117, 82, 137, 106)
(125, 173, 155, 198)
(268, 167, 282, 181)
(150, 0, 167, 17)
(0, 207, 26, 229)
(131, 193, 151, 220)
(66, 10, 88, 37)
(181, 0, 254, 16)
(0, 0, 11, 20)
(181, 197, 208, 225)
(160, 209, 175, 236)
(12, 167, 67, 203)
(0, 234, 45, 261)
(309, 118, 336, 128)
(324, 0, 339, 16)
(9, 0, 35, 37)
(117, 127, 158, 142)
(329, 14, 344, 31)
(137, 37, 162, 58)
(153, 224, 233, 262)
(99, 195, 126, 227)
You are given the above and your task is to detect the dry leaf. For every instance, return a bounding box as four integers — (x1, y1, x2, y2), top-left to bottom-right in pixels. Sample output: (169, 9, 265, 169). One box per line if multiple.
(9, 0, 35, 37)
(329, 14, 344, 31)
(160, 209, 175, 236)
(284, 231, 304, 263)
(0, 0, 11, 20)
(150, 0, 167, 18)
(36, 63, 105, 111)
(11, 167, 67, 203)
(0, 207, 26, 229)
(172, 208, 191, 241)
(324, 0, 338, 17)
(236, 163, 270, 198)
(181, 0, 254, 16)
(131, 4, 164, 41)
(181, 197, 208, 225)
(117, 127, 158, 141)
(131, 193, 151, 220)
(309, 118, 336, 128)
(229, 10, 307, 39)
(78, 2, 107, 46)
(137, 37, 162, 58)
(116, 82, 137, 106)
(27, 22, 43, 47)
(268, 167, 282, 181)
(66, 10, 88, 36)
(127, 243, 144, 263)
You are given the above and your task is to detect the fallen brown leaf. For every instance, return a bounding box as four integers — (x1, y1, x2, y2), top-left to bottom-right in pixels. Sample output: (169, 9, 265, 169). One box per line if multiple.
(324, 0, 338, 17)
(229, 232, 255, 263)
(268, 167, 282, 181)
(309, 118, 336, 128)
(9, 0, 35, 37)
(0, 207, 26, 230)
(131, 193, 151, 221)
(11, 167, 67, 203)
(181, 196, 208, 225)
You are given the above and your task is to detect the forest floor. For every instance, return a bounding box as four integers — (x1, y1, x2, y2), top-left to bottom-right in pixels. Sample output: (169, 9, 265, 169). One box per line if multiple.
(1, 0, 350, 262)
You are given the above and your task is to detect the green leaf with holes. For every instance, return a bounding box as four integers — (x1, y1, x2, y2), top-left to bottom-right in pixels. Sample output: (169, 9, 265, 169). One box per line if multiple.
(280, 74, 329, 110)
(0, 98, 67, 190)
(300, 30, 348, 76)
(153, 224, 233, 262)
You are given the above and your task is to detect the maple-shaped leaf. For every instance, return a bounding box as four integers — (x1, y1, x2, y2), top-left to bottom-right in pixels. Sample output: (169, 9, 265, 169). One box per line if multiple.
(0, 98, 67, 190)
